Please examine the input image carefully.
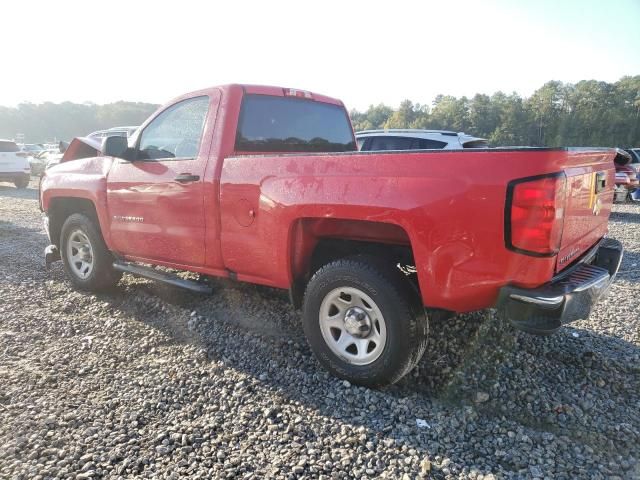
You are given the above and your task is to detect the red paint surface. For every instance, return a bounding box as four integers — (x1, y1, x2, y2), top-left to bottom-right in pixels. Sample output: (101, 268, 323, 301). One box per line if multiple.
(41, 84, 617, 313)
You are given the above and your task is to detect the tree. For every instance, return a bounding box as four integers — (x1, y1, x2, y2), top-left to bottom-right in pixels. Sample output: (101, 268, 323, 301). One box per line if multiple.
(348, 76, 640, 148)
(0, 101, 159, 143)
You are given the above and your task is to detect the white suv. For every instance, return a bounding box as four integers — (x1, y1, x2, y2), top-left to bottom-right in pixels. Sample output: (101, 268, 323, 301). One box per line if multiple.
(0, 139, 31, 189)
(356, 129, 488, 151)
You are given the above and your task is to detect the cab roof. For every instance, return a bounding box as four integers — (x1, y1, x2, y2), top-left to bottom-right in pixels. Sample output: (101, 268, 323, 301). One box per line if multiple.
(168, 84, 345, 107)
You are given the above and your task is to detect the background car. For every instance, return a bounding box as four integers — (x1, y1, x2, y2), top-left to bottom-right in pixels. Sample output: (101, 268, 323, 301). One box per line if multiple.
(356, 129, 488, 151)
(0, 139, 31, 188)
(624, 148, 640, 174)
(614, 148, 639, 202)
(20, 143, 47, 156)
(28, 154, 48, 175)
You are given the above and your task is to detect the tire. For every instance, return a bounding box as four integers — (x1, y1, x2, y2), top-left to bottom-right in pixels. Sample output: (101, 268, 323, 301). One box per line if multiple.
(302, 256, 428, 387)
(60, 213, 122, 291)
(14, 176, 29, 189)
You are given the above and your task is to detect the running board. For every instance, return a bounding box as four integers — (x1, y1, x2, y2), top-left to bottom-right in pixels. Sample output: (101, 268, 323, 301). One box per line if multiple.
(113, 261, 212, 294)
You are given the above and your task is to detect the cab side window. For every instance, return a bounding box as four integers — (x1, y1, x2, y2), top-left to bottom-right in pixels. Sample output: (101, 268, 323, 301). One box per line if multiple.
(137, 96, 209, 160)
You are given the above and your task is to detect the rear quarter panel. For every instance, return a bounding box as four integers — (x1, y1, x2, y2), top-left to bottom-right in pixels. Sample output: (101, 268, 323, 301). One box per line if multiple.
(219, 148, 605, 312)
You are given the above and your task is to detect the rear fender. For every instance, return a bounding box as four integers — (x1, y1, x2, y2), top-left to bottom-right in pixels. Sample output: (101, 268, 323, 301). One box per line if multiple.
(288, 218, 414, 307)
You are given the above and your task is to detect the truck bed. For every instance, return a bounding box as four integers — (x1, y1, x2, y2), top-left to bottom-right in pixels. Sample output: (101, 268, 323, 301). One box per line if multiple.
(220, 146, 615, 312)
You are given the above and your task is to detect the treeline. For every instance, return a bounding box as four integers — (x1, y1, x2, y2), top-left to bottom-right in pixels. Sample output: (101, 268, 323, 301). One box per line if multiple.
(351, 76, 640, 148)
(1, 77, 639, 147)
(0, 101, 159, 143)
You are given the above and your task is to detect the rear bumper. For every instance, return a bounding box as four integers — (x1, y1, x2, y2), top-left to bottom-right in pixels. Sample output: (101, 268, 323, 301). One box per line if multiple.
(496, 238, 623, 334)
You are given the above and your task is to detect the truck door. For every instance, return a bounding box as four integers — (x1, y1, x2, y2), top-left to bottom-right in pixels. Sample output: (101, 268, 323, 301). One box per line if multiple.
(106, 94, 215, 267)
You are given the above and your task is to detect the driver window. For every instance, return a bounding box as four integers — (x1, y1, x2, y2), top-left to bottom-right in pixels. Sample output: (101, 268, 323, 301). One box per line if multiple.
(138, 96, 209, 160)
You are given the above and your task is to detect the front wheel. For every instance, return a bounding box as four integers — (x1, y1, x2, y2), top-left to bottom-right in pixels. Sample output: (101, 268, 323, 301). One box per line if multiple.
(60, 213, 121, 291)
(302, 256, 428, 387)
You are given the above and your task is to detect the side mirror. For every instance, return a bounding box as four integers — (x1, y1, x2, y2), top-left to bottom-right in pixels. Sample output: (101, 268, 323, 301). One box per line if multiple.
(102, 136, 128, 159)
(59, 140, 69, 153)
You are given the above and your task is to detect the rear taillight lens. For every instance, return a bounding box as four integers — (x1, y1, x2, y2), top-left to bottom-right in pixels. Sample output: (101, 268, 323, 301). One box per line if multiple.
(506, 173, 566, 256)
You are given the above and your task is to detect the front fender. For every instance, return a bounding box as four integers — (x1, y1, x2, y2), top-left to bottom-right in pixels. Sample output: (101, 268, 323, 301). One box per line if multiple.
(41, 156, 114, 248)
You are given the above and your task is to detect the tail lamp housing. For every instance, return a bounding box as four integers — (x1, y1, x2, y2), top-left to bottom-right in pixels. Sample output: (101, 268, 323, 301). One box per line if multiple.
(505, 172, 567, 257)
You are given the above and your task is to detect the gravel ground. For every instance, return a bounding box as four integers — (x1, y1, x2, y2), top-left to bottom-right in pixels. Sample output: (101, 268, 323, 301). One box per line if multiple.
(0, 179, 638, 479)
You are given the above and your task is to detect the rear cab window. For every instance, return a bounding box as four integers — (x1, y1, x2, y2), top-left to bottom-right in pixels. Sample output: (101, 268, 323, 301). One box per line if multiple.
(0, 141, 19, 153)
(235, 95, 356, 153)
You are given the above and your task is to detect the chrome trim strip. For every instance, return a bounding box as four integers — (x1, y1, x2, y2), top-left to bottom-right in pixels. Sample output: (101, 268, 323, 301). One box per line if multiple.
(573, 271, 610, 292)
(509, 294, 564, 306)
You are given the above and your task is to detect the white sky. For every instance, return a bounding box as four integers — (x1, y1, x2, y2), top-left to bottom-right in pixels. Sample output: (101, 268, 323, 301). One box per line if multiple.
(2, 0, 639, 111)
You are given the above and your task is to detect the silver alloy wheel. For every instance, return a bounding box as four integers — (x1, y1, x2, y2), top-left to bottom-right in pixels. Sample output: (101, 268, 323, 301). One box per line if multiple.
(319, 287, 387, 365)
(66, 229, 94, 279)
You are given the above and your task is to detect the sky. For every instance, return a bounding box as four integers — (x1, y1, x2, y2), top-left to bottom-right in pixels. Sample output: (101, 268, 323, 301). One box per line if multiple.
(1, 0, 639, 111)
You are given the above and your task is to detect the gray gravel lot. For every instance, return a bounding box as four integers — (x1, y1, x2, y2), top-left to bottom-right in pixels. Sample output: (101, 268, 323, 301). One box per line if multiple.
(0, 179, 638, 479)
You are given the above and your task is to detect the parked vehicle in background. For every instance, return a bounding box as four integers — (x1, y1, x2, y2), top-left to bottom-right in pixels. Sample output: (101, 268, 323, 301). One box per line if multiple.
(41, 84, 623, 387)
(614, 148, 639, 202)
(35, 149, 63, 172)
(29, 155, 48, 175)
(20, 143, 47, 156)
(87, 126, 138, 141)
(0, 139, 31, 188)
(356, 129, 488, 151)
(624, 148, 640, 175)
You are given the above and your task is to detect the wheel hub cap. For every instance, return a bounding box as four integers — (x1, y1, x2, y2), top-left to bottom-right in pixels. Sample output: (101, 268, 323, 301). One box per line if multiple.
(343, 307, 371, 338)
(318, 287, 387, 366)
(67, 229, 94, 279)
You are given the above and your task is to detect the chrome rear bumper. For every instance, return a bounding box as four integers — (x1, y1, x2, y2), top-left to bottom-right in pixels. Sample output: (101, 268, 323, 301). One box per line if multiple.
(496, 238, 623, 335)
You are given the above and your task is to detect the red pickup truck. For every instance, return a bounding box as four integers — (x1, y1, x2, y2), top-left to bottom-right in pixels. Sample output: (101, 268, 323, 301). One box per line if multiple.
(40, 84, 623, 386)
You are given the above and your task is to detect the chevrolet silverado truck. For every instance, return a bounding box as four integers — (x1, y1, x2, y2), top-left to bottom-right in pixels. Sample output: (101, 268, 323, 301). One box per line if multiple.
(40, 84, 623, 386)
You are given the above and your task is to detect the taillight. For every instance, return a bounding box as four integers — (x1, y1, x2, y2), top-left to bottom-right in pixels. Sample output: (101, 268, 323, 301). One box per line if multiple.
(284, 88, 313, 99)
(506, 173, 566, 256)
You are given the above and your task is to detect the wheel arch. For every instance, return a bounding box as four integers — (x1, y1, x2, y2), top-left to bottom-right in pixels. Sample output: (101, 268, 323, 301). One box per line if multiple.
(47, 197, 106, 248)
(288, 217, 419, 309)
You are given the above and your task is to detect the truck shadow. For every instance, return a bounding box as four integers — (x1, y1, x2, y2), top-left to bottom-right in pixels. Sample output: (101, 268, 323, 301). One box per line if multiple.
(610, 208, 640, 225)
(97, 272, 639, 476)
(616, 249, 640, 284)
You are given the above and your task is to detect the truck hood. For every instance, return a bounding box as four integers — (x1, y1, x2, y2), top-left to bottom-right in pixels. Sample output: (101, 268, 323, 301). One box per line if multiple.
(61, 136, 102, 163)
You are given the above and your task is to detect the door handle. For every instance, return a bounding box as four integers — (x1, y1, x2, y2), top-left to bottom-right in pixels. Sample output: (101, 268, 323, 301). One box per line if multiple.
(174, 173, 200, 183)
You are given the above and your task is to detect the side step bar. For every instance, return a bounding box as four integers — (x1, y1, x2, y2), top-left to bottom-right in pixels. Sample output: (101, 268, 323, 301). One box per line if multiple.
(113, 261, 212, 294)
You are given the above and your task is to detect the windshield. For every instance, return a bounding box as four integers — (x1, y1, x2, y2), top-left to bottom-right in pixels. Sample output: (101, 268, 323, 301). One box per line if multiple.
(235, 95, 356, 153)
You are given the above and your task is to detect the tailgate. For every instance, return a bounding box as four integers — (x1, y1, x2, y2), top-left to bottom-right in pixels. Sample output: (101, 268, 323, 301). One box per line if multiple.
(555, 150, 616, 273)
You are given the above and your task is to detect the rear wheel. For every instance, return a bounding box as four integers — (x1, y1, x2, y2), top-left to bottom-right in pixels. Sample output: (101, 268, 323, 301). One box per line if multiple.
(14, 176, 29, 189)
(302, 256, 428, 387)
(60, 213, 121, 291)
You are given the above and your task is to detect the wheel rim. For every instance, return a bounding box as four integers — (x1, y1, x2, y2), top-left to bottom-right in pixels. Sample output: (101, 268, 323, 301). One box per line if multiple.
(319, 287, 387, 366)
(66, 229, 94, 279)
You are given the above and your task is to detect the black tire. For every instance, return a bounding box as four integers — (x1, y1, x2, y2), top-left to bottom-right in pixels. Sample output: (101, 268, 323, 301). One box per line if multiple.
(14, 176, 29, 189)
(60, 213, 121, 291)
(302, 256, 428, 387)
